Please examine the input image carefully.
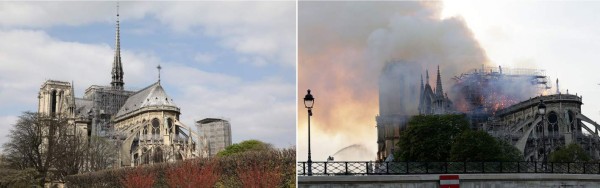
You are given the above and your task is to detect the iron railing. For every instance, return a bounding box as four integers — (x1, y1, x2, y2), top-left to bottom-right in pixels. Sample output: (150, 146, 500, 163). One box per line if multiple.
(297, 161, 600, 176)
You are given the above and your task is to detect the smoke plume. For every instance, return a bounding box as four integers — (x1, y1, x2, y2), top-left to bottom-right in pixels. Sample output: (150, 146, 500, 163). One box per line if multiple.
(298, 1, 488, 161)
(451, 67, 549, 114)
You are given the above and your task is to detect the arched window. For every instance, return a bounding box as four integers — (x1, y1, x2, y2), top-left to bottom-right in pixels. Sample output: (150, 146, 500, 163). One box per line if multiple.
(152, 118, 160, 135)
(547, 112, 558, 132)
(50, 90, 57, 116)
(142, 148, 149, 165)
(168, 118, 173, 133)
(133, 153, 139, 166)
(568, 110, 576, 131)
(153, 147, 163, 163)
(535, 122, 542, 133)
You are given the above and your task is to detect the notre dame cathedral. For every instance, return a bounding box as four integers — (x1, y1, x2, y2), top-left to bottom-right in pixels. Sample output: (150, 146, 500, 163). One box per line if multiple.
(36, 11, 205, 168)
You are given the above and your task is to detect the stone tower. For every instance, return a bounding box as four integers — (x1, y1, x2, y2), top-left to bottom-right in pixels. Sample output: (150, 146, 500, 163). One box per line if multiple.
(38, 80, 75, 117)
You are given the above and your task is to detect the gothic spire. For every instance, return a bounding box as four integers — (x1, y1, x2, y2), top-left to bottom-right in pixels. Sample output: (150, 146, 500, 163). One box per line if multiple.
(111, 3, 124, 90)
(435, 65, 444, 97)
(419, 74, 424, 115)
(425, 69, 429, 85)
(420, 74, 424, 91)
(70, 81, 76, 117)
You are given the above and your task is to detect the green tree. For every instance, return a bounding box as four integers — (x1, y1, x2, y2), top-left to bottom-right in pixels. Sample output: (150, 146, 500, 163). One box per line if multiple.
(497, 140, 523, 161)
(450, 130, 502, 161)
(396, 114, 523, 162)
(396, 114, 469, 161)
(549, 143, 591, 162)
(217, 140, 273, 157)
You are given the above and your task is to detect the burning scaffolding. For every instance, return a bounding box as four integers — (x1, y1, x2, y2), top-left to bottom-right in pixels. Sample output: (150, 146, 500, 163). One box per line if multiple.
(451, 66, 551, 115)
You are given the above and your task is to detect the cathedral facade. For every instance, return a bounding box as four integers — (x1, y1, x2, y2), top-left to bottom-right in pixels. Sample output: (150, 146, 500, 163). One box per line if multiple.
(376, 65, 454, 161)
(376, 65, 600, 161)
(37, 12, 204, 168)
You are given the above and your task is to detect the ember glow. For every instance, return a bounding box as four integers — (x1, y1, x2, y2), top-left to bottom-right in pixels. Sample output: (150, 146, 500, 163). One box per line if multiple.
(451, 66, 549, 115)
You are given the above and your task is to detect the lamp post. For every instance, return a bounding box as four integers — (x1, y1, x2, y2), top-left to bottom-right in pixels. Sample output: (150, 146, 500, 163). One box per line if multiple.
(304, 89, 315, 176)
(538, 100, 547, 164)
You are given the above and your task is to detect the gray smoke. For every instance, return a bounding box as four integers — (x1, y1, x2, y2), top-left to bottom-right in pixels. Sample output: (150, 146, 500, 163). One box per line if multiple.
(298, 1, 489, 161)
(451, 67, 549, 114)
(367, 6, 488, 116)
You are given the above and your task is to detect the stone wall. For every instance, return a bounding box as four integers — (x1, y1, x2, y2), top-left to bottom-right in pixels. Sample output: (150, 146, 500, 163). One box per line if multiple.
(299, 174, 600, 188)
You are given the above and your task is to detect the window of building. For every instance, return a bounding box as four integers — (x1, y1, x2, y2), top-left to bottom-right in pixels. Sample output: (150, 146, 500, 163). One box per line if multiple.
(152, 118, 160, 135)
(50, 90, 57, 115)
(548, 111, 559, 132)
(168, 118, 173, 133)
(153, 147, 163, 163)
(142, 148, 149, 165)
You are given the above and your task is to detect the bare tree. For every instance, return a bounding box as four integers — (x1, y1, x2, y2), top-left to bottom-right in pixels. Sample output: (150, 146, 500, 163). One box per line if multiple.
(2, 112, 89, 185)
(85, 136, 117, 172)
(54, 130, 87, 180)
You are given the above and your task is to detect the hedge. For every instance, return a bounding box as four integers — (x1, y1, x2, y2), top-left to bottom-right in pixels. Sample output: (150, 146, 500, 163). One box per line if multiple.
(65, 148, 295, 188)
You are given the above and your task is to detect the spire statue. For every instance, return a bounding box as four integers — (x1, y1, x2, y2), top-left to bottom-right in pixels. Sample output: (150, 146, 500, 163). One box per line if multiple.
(556, 78, 560, 94)
(70, 81, 76, 117)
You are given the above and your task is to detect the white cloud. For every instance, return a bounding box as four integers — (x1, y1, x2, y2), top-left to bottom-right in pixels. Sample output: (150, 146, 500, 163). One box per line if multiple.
(0, 2, 296, 68)
(0, 29, 158, 108)
(193, 52, 216, 65)
(0, 116, 17, 147)
(163, 67, 296, 147)
(152, 1, 295, 67)
(163, 64, 240, 88)
(0, 2, 296, 149)
(0, 28, 295, 148)
(0, 2, 151, 27)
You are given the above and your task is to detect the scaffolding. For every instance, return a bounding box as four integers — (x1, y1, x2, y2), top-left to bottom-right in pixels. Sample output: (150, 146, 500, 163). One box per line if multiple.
(454, 65, 551, 89)
(453, 65, 551, 116)
(83, 85, 135, 137)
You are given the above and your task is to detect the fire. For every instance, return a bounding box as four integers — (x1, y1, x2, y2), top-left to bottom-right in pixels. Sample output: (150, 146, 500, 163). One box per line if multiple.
(451, 67, 549, 115)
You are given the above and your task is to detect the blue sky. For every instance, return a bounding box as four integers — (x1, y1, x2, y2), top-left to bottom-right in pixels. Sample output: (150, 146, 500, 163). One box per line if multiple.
(0, 1, 296, 148)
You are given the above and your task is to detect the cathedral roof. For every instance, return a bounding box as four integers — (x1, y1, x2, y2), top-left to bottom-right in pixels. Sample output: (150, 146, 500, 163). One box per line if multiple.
(115, 82, 178, 118)
(75, 98, 93, 118)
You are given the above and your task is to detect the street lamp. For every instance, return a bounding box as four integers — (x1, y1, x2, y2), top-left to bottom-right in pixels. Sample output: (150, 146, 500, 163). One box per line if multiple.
(538, 100, 546, 115)
(538, 100, 547, 163)
(304, 89, 314, 176)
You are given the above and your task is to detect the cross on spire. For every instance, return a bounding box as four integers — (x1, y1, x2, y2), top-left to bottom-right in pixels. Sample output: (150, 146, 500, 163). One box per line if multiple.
(157, 64, 162, 83)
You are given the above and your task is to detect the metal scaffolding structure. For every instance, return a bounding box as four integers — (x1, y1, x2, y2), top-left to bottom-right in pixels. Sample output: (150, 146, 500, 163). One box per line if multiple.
(453, 65, 551, 116)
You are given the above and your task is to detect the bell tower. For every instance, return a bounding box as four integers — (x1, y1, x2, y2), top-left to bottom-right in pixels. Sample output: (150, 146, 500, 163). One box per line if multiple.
(39, 80, 75, 117)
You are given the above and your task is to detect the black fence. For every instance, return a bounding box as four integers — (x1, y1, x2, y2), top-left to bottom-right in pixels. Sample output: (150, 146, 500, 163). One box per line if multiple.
(297, 161, 600, 176)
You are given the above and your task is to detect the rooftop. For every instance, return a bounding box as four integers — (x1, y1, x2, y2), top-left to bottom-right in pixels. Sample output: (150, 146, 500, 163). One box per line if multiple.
(114, 82, 179, 119)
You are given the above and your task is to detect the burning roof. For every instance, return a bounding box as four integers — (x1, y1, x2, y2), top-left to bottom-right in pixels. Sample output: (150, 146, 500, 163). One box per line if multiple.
(451, 66, 550, 115)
